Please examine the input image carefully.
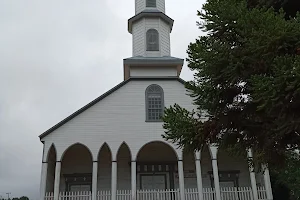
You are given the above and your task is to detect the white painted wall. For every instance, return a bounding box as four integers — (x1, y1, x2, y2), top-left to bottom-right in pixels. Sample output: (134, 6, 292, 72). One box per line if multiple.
(42, 79, 193, 162)
(41, 78, 265, 191)
(132, 18, 171, 57)
(135, 0, 165, 14)
(130, 66, 177, 77)
(132, 18, 145, 56)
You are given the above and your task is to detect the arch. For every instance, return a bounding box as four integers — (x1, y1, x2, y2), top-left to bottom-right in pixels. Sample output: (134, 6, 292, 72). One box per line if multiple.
(146, 29, 159, 51)
(116, 142, 132, 161)
(98, 143, 112, 190)
(216, 146, 250, 187)
(145, 84, 164, 121)
(135, 140, 179, 161)
(45, 144, 57, 193)
(46, 143, 57, 162)
(146, 0, 156, 8)
(60, 142, 93, 161)
(116, 142, 132, 190)
(60, 143, 93, 191)
(97, 142, 113, 161)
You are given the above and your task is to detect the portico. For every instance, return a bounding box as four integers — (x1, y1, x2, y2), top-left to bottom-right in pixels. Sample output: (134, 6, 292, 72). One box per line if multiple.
(40, 141, 272, 200)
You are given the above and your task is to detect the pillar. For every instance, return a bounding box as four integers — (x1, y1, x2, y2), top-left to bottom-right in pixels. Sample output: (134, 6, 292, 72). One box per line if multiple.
(195, 151, 203, 200)
(111, 161, 117, 200)
(262, 164, 273, 200)
(92, 161, 98, 200)
(40, 162, 48, 200)
(178, 160, 185, 200)
(247, 149, 259, 200)
(209, 145, 221, 200)
(131, 161, 137, 200)
(53, 161, 61, 200)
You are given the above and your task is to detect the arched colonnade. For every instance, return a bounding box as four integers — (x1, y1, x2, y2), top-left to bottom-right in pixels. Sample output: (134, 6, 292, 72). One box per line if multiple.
(40, 141, 273, 200)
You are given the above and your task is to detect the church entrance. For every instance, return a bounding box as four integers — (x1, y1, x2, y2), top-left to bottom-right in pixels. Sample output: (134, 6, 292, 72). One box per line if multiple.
(140, 174, 167, 190)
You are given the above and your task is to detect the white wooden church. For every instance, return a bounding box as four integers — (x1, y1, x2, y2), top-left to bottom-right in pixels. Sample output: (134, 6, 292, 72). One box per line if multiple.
(39, 0, 274, 200)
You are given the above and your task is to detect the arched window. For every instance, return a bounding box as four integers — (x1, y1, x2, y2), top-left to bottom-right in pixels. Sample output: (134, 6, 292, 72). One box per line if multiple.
(146, 29, 159, 51)
(146, 0, 156, 8)
(146, 84, 164, 121)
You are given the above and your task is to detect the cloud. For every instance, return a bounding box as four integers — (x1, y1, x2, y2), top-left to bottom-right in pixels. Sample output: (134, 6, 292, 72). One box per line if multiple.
(0, 0, 204, 199)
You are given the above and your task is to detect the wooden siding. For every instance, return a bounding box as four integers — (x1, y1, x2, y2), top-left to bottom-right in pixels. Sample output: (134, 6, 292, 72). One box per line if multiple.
(41, 80, 193, 162)
(132, 18, 171, 57)
(130, 66, 177, 77)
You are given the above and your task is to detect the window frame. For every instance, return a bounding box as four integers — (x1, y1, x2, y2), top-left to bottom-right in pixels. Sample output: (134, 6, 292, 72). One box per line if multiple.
(145, 84, 164, 122)
(146, 0, 156, 8)
(146, 29, 159, 51)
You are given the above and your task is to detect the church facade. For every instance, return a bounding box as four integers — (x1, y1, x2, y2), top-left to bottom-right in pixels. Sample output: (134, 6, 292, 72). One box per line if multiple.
(39, 1, 273, 200)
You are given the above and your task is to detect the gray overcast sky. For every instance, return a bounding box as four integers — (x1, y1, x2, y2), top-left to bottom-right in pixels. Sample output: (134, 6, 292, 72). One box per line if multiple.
(0, 0, 205, 199)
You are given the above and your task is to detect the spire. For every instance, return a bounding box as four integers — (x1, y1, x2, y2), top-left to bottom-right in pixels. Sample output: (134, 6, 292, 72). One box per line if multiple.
(128, 0, 173, 57)
(123, 0, 184, 80)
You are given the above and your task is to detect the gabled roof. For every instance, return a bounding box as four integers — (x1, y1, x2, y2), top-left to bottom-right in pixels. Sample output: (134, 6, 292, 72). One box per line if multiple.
(39, 77, 186, 140)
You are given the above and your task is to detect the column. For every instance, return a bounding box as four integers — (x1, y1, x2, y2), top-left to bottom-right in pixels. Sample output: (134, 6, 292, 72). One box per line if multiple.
(247, 149, 258, 200)
(111, 161, 117, 200)
(262, 164, 273, 200)
(40, 162, 48, 200)
(92, 161, 98, 200)
(209, 145, 221, 200)
(131, 161, 137, 200)
(53, 161, 61, 200)
(195, 152, 203, 200)
(178, 160, 185, 200)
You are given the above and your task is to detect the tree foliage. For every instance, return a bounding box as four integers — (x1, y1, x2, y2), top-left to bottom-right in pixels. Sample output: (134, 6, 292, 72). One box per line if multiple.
(162, 0, 300, 167)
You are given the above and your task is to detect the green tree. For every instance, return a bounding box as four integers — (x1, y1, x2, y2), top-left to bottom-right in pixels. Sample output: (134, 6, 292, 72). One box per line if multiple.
(19, 197, 29, 200)
(12, 198, 19, 200)
(162, 0, 300, 173)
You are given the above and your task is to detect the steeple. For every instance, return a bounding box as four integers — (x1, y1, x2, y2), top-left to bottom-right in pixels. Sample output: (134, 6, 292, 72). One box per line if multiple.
(123, 0, 184, 80)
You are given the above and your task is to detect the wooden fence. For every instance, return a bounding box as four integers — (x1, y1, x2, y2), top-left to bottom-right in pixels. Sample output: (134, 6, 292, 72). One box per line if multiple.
(44, 186, 268, 200)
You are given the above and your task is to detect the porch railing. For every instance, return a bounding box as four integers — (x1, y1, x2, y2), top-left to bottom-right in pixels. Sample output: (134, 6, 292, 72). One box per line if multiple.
(45, 192, 54, 200)
(203, 188, 216, 200)
(97, 190, 111, 200)
(257, 186, 268, 200)
(58, 191, 91, 200)
(137, 189, 180, 200)
(221, 187, 253, 200)
(45, 186, 268, 200)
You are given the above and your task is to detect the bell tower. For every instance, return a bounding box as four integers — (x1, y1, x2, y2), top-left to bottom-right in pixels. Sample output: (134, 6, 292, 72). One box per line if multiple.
(123, 0, 184, 80)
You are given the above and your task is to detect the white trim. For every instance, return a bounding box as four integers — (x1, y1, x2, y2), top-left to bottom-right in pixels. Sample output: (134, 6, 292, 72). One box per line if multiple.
(53, 162, 61, 200)
(111, 161, 117, 200)
(39, 162, 48, 200)
(92, 162, 98, 200)
(178, 160, 185, 200)
(195, 151, 203, 200)
(131, 161, 137, 200)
